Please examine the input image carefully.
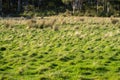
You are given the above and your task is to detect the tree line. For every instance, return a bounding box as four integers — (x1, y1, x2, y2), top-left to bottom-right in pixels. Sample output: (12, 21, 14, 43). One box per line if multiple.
(0, 0, 120, 17)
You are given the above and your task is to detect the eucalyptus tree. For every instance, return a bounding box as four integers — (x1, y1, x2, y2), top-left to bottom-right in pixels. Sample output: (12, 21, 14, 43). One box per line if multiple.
(73, 0, 84, 14)
(96, 0, 102, 14)
(102, 0, 110, 15)
(62, 0, 84, 14)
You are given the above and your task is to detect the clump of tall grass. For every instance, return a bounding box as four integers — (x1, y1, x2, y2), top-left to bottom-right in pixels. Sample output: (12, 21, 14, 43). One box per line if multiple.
(104, 32, 113, 38)
(26, 18, 57, 30)
(26, 19, 37, 29)
(37, 20, 45, 29)
(52, 24, 60, 31)
(74, 26, 79, 30)
(47, 19, 57, 29)
(74, 31, 87, 39)
(79, 18, 85, 22)
(58, 17, 67, 25)
(1, 20, 15, 29)
(110, 16, 119, 24)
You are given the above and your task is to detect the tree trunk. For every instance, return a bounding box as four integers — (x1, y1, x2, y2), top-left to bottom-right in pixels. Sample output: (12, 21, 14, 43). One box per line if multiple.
(18, 0, 21, 12)
(103, 0, 108, 13)
(0, 0, 2, 12)
(38, 0, 42, 9)
(97, 0, 98, 14)
(103, 0, 105, 12)
(26, 0, 29, 11)
(103, 0, 110, 16)
(72, 1, 76, 14)
(107, 1, 110, 15)
(78, 0, 82, 11)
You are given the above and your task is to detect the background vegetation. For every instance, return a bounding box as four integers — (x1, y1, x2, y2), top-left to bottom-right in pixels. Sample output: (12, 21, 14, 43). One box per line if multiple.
(0, 0, 120, 17)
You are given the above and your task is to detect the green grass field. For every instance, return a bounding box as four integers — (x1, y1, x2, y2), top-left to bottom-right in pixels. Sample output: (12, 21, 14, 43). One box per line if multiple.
(0, 17, 120, 80)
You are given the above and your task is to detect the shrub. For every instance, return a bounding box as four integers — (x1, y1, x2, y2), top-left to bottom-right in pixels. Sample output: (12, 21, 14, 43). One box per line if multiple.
(23, 5, 36, 18)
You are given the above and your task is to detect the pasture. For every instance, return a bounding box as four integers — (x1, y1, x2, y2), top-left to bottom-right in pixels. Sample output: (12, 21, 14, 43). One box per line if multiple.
(0, 17, 120, 80)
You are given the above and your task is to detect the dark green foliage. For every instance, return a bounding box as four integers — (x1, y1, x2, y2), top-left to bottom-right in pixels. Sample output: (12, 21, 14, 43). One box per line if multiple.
(40, 77, 50, 80)
(0, 0, 120, 17)
(0, 47, 6, 51)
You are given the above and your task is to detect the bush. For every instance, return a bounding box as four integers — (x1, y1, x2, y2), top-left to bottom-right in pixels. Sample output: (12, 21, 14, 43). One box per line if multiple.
(23, 5, 36, 17)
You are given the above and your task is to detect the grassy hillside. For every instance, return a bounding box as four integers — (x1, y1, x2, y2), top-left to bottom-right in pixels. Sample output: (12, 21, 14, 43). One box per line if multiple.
(0, 17, 120, 80)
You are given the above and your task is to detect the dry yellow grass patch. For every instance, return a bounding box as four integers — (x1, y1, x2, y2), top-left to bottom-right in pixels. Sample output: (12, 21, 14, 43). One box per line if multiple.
(0, 16, 120, 29)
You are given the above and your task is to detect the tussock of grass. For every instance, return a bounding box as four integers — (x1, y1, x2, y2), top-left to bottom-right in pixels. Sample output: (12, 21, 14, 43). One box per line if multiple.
(110, 16, 119, 24)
